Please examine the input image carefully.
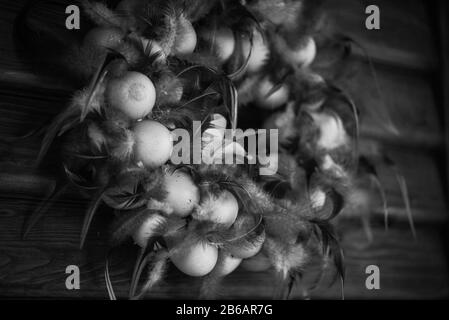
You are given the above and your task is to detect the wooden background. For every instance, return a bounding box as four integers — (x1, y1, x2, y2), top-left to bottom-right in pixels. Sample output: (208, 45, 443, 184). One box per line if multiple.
(0, 0, 448, 299)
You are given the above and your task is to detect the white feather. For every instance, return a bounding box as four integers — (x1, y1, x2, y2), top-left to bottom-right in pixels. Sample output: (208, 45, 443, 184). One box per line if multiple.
(133, 214, 167, 247)
(311, 112, 348, 150)
(264, 237, 309, 279)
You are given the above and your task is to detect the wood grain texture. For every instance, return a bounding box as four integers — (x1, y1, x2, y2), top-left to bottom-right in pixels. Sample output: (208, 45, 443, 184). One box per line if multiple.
(324, 0, 438, 71)
(0, 0, 447, 299)
(336, 61, 443, 148)
(0, 202, 447, 299)
(436, 0, 449, 201)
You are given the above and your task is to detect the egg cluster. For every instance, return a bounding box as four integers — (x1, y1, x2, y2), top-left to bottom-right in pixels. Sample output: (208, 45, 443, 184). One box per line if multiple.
(60, 0, 277, 279)
(36, 0, 362, 299)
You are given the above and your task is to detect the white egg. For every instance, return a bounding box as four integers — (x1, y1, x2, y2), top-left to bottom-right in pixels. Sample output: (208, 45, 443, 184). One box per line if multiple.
(212, 251, 242, 276)
(303, 97, 326, 112)
(310, 188, 326, 210)
(228, 230, 265, 259)
(170, 241, 218, 277)
(307, 72, 325, 87)
(173, 16, 197, 56)
(241, 30, 270, 73)
(255, 77, 289, 110)
(310, 112, 348, 150)
(201, 27, 235, 62)
(133, 120, 173, 168)
(291, 37, 316, 68)
(201, 190, 239, 227)
(163, 170, 200, 217)
(275, 35, 316, 68)
(106, 71, 156, 120)
(241, 251, 271, 272)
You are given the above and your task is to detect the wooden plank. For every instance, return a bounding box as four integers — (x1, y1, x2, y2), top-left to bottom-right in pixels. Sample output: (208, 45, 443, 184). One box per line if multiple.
(324, 0, 438, 71)
(436, 1, 449, 201)
(0, 0, 447, 300)
(0, 0, 76, 90)
(0, 202, 447, 299)
(331, 59, 443, 149)
(308, 224, 449, 299)
(357, 143, 447, 224)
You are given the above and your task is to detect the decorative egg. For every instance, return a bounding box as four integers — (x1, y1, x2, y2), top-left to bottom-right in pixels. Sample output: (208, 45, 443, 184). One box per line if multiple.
(241, 251, 271, 272)
(83, 27, 125, 51)
(275, 35, 316, 68)
(310, 112, 348, 150)
(310, 188, 326, 210)
(255, 77, 289, 110)
(241, 30, 270, 73)
(163, 170, 200, 217)
(303, 97, 326, 112)
(133, 120, 173, 168)
(212, 251, 242, 276)
(201, 27, 235, 62)
(106, 71, 156, 120)
(203, 190, 239, 227)
(291, 36, 316, 68)
(228, 229, 265, 259)
(170, 241, 218, 277)
(173, 16, 197, 56)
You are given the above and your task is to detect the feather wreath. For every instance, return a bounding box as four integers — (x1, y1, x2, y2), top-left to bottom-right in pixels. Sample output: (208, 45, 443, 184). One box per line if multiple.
(11, 0, 414, 299)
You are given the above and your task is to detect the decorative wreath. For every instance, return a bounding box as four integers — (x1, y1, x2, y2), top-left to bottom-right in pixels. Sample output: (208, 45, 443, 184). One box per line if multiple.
(14, 0, 412, 300)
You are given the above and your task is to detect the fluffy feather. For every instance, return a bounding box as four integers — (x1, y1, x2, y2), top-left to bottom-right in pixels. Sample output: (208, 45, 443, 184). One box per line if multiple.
(110, 209, 165, 245)
(264, 236, 310, 279)
(131, 249, 169, 299)
(82, 0, 124, 28)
